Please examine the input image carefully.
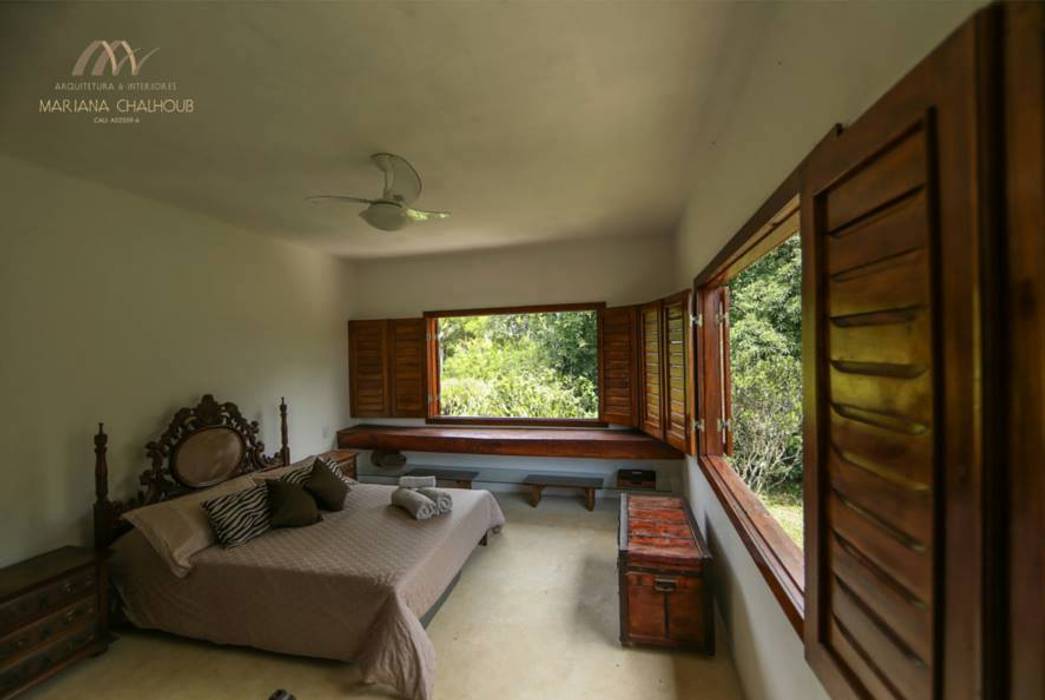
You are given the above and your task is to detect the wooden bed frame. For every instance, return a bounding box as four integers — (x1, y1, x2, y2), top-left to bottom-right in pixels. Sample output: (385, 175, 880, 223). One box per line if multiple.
(93, 394, 290, 549)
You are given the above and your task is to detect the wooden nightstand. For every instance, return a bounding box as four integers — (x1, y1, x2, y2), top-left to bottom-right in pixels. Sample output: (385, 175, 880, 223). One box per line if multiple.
(316, 448, 358, 481)
(0, 547, 109, 699)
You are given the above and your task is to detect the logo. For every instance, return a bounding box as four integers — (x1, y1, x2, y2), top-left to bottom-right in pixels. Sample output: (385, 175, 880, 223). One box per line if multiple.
(71, 40, 159, 77)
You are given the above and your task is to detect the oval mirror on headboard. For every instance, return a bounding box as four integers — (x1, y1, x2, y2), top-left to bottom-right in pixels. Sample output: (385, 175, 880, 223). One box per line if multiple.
(171, 427, 246, 488)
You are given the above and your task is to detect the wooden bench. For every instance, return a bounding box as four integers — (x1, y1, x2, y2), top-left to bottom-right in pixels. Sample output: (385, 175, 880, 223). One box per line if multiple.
(403, 467, 480, 489)
(523, 473, 604, 511)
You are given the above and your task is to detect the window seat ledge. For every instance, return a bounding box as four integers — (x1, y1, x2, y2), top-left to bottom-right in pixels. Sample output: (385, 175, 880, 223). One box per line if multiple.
(335, 425, 684, 460)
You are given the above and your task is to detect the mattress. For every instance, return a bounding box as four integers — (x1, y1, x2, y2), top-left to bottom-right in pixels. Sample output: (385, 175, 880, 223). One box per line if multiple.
(111, 482, 506, 700)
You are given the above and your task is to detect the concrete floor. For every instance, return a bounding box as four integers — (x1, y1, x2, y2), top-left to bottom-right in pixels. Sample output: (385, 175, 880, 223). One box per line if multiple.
(27, 493, 744, 700)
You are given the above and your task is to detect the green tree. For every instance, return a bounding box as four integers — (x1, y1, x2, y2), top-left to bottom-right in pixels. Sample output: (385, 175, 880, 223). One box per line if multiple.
(727, 235, 803, 491)
(438, 311, 598, 418)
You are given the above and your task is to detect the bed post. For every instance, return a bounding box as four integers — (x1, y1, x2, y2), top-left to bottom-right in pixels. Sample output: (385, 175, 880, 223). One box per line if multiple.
(279, 397, 290, 465)
(93, 423, 113, 550)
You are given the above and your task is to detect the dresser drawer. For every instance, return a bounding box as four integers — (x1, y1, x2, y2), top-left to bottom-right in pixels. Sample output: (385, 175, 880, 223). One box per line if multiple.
(0, 568, 96, 631)
(0, 597, 97, 664)
(0, 624, 97, 697)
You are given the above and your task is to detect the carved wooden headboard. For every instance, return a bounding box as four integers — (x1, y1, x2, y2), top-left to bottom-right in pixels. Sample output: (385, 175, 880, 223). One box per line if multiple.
(93, 394, 290, 549)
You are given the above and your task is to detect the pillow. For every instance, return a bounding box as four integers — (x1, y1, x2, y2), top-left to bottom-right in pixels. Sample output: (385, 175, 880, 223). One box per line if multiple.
(202, 484, 271, 547)
(251, 457, 315, 483)
(304, 458, 349, 511)
(314, 455, 358, 487)
(280, 465, 312, 486)
(266, 480, 322, 527)
(253, 461, 312, 486)
(122, 475, 256, 577)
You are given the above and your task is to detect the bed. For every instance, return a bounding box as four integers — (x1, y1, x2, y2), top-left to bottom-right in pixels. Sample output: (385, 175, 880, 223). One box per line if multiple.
(92, 394, 505, 700)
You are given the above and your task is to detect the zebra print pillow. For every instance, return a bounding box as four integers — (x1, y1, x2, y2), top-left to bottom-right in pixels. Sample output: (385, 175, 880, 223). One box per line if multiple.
(280, 464, 313, 486)
(202, 484, 271, 547)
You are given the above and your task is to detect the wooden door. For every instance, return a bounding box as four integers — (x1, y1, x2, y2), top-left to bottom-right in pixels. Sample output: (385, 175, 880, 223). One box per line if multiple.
(639, 300, 664, 439)
(662, 291, 693, 453)
(800, 8, 998, 699)
(599, 305, 639, 427)
(388, 319, 426, 417)
(348, 319, 389, 417)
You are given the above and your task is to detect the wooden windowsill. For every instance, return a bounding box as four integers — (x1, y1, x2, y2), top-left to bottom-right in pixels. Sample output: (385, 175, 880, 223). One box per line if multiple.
(426, 416, 607, 429)
(697, 454, 805, 635)
(336, 424, 684, 460)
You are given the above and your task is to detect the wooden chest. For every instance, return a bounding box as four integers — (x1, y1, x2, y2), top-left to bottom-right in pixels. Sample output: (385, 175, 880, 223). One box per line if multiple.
(0, 547, 109, 699)
(618, 493, 713, 653)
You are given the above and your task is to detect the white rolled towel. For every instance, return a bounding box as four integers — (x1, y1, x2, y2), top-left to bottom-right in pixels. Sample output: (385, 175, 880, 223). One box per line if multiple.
(399, 475, 437, 489)
(391, 487, 437, 520)
(417, 487, 452, 515)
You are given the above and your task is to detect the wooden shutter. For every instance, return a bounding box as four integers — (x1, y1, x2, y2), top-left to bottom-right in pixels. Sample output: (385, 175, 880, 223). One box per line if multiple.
(348, 319, 389, 417)
(662, 291, 693, 453)
(424, 317, 441, 418)
(801, 10, 996, 699)
(599, 305, 639, 426)
(1004, 4, 1043, 698)
(695, 287, 728, 457)
(639, 300, 664, 439)
(388, 319, 426, 417)
(719, 288, 733, 456)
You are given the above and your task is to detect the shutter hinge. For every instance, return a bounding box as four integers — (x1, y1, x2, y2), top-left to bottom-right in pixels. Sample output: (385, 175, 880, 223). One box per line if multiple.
(716, 311, 729, 325)
(717, 418, 731, 433)
(692, 313, 703, 328)
(693, 418, 705, 433)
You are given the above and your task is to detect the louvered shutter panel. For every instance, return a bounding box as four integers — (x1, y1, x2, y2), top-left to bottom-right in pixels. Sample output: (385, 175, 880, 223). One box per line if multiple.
(388, 319, 426, 417)
(801, 11, 992, 699)
(662, 291, 692, 452)
(348, 319, 389, 417)
(424, 317, 440, 418)
(598, 305, 639, 426)
(639, 300, 664, 439)
(1004, 5, 1044, 698)
(719, 288, 733, 456)
(695, 288, 727, 456)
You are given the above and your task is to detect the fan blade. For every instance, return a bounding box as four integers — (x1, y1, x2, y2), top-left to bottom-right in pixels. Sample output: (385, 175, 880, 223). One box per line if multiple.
(306, 195, 375, 205)
(371, 153, 422, 205)
(405, 208, 450, 222)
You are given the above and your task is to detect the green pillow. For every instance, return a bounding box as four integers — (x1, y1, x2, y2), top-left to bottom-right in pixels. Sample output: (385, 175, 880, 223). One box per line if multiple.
(304, 458, 349, 511)
(266, 480, 322, 527)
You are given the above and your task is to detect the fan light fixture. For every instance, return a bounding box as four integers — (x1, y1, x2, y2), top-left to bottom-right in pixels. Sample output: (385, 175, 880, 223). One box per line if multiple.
(307, 153, 450, 232)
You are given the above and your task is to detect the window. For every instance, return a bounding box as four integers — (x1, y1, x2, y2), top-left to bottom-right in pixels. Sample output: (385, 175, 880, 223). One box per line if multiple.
(425, 304, 603, 425)
(694, 180, 805, 632)
(725, 234, 803, 548)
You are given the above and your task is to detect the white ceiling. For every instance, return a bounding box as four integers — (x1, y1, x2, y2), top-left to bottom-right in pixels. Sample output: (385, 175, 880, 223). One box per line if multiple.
(0, 1, 752, 259)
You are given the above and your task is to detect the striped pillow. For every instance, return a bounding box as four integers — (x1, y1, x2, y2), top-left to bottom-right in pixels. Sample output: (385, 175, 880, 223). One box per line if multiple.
(280, 465, 313, 486)
(202, 484, 271, 547)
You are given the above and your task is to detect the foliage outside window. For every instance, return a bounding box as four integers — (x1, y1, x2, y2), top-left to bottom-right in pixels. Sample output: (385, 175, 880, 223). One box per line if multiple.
(726, 234, 803, 547)
(436, 310, 598, 419)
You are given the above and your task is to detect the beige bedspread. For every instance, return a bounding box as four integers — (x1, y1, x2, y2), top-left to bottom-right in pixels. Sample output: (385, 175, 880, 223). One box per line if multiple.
(111, 483, 505, 700)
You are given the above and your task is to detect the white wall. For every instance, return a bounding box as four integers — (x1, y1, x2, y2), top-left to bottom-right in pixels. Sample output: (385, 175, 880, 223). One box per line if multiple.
(0, 155, 355, 566)
(671, 3, 984, 699)
(353, 232, 678, 318)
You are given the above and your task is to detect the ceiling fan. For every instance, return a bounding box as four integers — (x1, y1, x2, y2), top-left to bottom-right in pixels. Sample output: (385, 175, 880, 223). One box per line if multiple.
(307, 153, 450, 231)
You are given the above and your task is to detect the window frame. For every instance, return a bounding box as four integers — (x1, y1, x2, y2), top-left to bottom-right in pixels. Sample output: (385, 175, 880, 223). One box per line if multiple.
(692, 165, 806, 635)
(422, 302, 607, 427)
